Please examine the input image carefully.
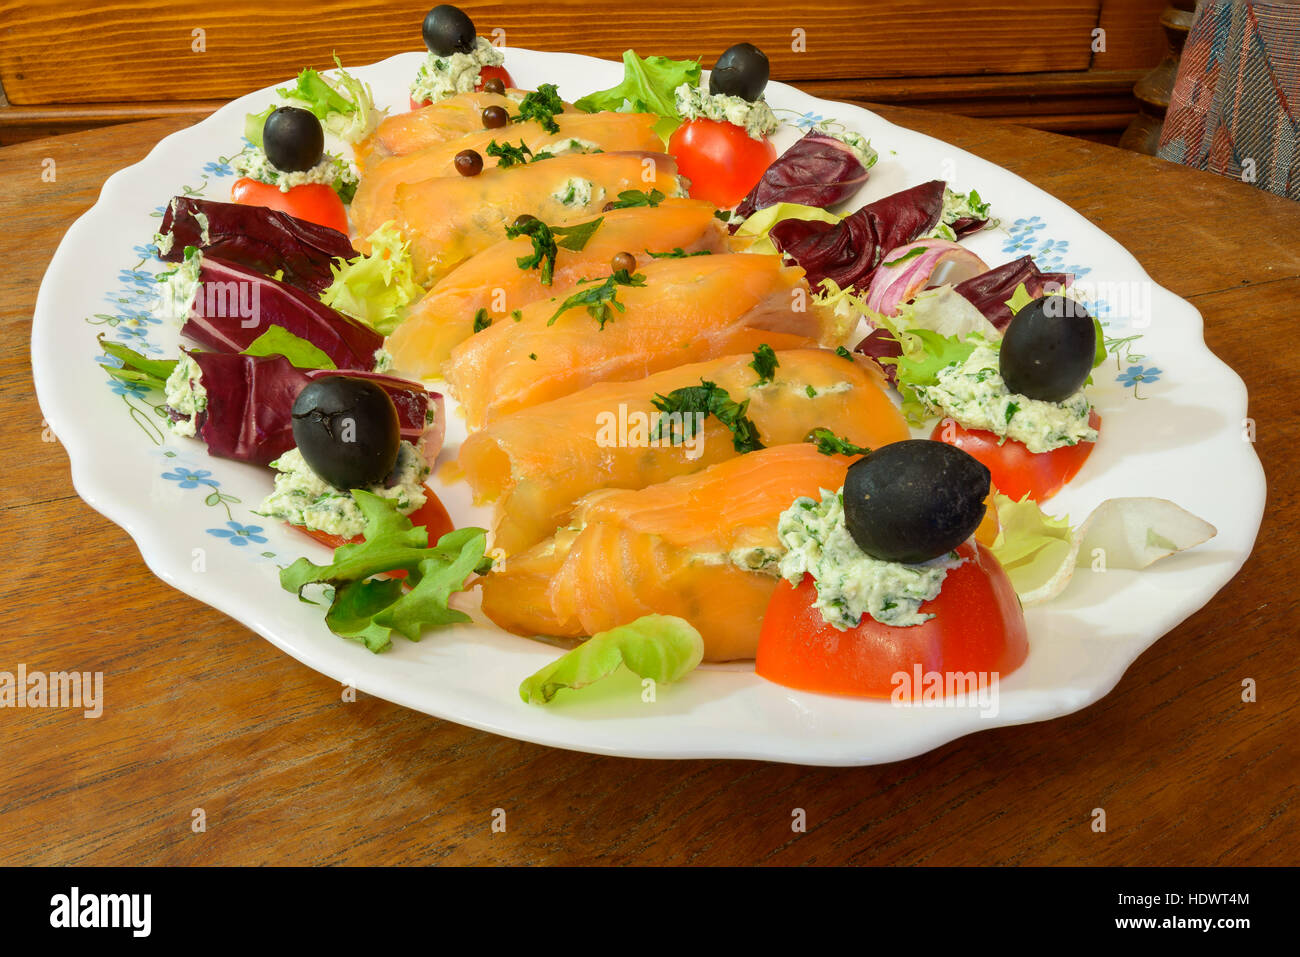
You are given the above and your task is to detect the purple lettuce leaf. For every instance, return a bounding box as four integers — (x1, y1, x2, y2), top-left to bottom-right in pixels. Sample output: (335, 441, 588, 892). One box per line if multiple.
(733, 132, 872, 223)
(855, 327, 903, 385)
(181, 255, 383, 371)
(769, 179, 947, 292)
(188, 351, 439, 466)
(950, 215, 989, 238)
(952, 255, 1073, 330)
(157, 196, 356, 297)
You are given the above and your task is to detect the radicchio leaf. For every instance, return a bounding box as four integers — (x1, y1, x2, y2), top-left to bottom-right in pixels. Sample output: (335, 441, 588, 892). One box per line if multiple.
(734, 132, 872, 223)
(769, 180, 946, 293)
(953, 255, 1072, 330)
(181, 256, 383, 371)
(855, 328, 903, 385)
(187, 351, 441, 465)
(157, 197, 357, 297)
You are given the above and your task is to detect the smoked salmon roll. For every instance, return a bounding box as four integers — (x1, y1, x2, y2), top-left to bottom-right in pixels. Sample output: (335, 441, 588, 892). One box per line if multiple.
(459, 348, 909, 554)
(480, 444, 860, 661)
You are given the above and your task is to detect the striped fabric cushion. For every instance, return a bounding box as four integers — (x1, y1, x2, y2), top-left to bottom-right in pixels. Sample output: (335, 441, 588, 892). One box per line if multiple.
(1158, 0, 1300, 201)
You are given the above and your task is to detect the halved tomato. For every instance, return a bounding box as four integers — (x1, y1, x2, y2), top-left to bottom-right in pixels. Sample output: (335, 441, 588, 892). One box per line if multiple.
(756, 541, 1027, 699)
(932, 410, 1101, 503)
(230, 178, 349, 236)
(409, 65, 517, 110)
(667, 118, 775, 208)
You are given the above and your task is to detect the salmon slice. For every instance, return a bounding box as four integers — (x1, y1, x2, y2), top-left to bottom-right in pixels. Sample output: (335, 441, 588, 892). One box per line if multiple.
(386, 199, 732, 378)
(355, 90, 526, 167)
(460, 348, 909, 554)
(390, 151, 683, 284)
(444, 253, 854, 428)
(480, 444, 856, 661)
(352, 112, 662, 237)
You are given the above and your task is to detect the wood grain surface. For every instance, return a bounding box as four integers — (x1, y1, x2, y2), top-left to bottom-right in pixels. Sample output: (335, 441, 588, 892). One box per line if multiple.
(0, 0, 1105, 104)
(3, 104, 1297, 866)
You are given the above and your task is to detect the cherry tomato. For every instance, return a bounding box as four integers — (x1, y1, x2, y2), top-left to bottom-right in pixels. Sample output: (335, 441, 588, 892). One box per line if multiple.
(230, 177, 349, 236)
(477, 65, 514, 92)
(668, 118, 776, 208)
(409, 65, 516, 110)
(287, 486, 456, 558)
(931, 411, 1101, 503)
(756, 542, 1028, 699)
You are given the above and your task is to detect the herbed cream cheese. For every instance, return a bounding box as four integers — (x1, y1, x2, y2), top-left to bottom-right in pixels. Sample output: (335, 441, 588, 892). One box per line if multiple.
(371, 347, 395, 374)
(255, 440, 431, 538)
(674, 83, 779, 139)
(410, 37, 505, 104)
(926, 187, 993, 241)
(540, 137, 602, 157)
(777, 489, 964, 629)
(921, 343, 1098, 453)
(232, 149, 358, 195)
(163, 353, 208, 437)
(155, 246, 203, 323)
(551, 177, 603, 208)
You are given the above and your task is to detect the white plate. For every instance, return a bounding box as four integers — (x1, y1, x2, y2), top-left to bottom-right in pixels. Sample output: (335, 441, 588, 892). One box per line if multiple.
(31, 49, 1265, 765)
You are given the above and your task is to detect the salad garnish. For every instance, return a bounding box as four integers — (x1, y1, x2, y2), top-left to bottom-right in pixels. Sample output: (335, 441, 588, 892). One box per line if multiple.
(281, 492, 491, 653)
(518, 615, 704, 704)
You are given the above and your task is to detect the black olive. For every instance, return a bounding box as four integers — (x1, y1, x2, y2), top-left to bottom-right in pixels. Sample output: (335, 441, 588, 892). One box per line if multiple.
(422, 4, 477, 56)
(482, 105, 509, 129)
(999, 296, 1096, 402)
(842, 440, 990, 564)
(709, 43, 770, 102)
(482, 76, 506, 95)
(611, 251, 636, 273)
(292, 378, 401, 490)
(263, 106, 324, 173)
(455, 149, 483, 176)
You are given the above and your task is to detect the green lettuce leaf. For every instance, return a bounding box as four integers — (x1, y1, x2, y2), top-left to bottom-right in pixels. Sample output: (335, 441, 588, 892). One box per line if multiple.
(242, 325, 337, 369)
(281, 492, 491, 652)
(98, 337, 177, 391)
(573, 50, 701, 141)
(732, 202, 842, 257)
(879, 328, 980, 425)
(989, 492, 1075, 598)
(518, 614, 704, 704)
(318, 221, 425, 335)
(275, 55, 384, 144)
(243, 105, 275, 148)
(990, 492, 1217, 605)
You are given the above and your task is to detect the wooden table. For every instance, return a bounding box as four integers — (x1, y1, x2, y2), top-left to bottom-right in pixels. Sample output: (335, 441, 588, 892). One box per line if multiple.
(2, 106, 1295, 866)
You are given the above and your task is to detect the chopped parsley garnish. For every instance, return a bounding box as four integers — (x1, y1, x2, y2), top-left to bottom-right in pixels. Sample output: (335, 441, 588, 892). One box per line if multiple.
(714, 209, 734, 223)
(805, 428, 871, 457)
(749, 344, 778, 385)
(806, 385, 818, 398)
(528, 352, 537, 360)
(553, 217, 604, 250)
(882, 246, 926, 268)
(505, 215, 604, 286)
(472, 308, 492, 333)
(835, 345, 854, 361)
(485, 139, 534, 168)
(505, 217, 557, 284)
(1005, 401, 1019, 424)
(646, 247, 713, 259)
(547, 268, 646, 328)
(606, 188, 665, 210)
(511, 309, 523, 322)
(651, 380, 765, 454)
(511, 83, 564, 134)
